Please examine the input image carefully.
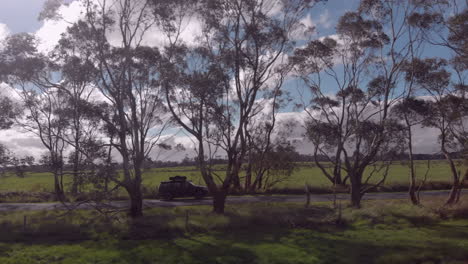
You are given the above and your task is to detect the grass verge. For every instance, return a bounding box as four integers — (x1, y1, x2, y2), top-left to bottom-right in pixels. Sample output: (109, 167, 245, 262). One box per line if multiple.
(0, 198, 467, 263)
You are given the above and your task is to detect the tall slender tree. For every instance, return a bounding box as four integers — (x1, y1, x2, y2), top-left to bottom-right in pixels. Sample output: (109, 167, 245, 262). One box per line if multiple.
(293, 0, 421, 207)
(0, 33, 69, 201)
(161, 0, 319, 213)
(55, 0, 169, 217)
(406, 0, 468, 204)
(392, 97, 429, 205)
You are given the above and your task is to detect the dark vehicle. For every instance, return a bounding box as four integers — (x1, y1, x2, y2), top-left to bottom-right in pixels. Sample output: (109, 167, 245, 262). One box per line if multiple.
(158, 176, 208, 200)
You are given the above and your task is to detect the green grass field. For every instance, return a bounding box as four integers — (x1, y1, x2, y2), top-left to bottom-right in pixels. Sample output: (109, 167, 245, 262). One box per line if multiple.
(0, 199, 468, 263)
(0, 160, 464, 195)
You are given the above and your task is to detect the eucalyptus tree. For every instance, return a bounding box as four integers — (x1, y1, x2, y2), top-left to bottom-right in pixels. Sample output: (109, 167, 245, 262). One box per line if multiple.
(54, 0, 170, 217)
(293, 0, 419, 207)
(243, 117, 298, 192)
(0, 31, 107, 200)
(48, 34, 105, 194)
(0, 81, 29, 175)
(247, 141, 298, 191)
(0, 144, 9, 175)
(0, 96, 17, 174)
(404, 57, 467, 205)
(10, 155, 35, 178)
(0, 96, 18, 130)
(442, 4, 468, 191)
(391, 97, 429, 205)
(241, 67, 295, 192)
(161, 0, 320, 213)
(407, 0, 467, 64)
(2, 0, 108, 194)
(406, 0, 468, 204)
(0, 33, 69, 201)
(293, 37, 346, 186)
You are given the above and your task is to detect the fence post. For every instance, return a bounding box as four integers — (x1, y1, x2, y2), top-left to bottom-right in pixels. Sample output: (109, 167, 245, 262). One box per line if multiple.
(23, 215, 27, 231)
(185, 210, 190, 232)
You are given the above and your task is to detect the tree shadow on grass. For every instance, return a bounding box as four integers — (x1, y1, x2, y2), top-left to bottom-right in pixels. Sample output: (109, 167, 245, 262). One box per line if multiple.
(1, 204, 468, 263)
(430, 222, 468, 240)
(0, 220, 90, 243)
(208, 228, 468, 264)
(169, 235, 258, 264)
(0, 222, 468, 263)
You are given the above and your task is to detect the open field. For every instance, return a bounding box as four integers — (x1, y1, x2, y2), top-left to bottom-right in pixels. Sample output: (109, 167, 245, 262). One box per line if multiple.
(0, 160, 465, 197)
(0, 199, 468, 263)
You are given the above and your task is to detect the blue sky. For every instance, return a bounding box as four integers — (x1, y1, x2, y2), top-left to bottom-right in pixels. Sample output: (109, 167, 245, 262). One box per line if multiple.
(0, 0, 46, 33)
(0, 0, 452, 160)
(0, 0, 355, 33)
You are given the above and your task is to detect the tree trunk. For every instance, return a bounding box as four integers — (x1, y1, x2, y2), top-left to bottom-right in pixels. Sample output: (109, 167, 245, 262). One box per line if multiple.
(446, 182, 460, 205)
(342, 175, 349, 185)
(408, 141, 419, 205)
(457, 168, 468, 203)
(405, 116, 419, 205)
(54, 172, 65, 201)
(333, 157, 343, 185)
(250, 169, 266, 193)
(231, 173, 241, 190)
(104, 174, 109, 193)
(250, 179, 258, 193)
(244, 163, 252, 191)
(350, 175, 362, 208)
(71, 156, 80, 194)
(71, 139, 80, 195)
(244, 146, 253, 191)
(104, 143, 113, 193)
(129, 161, 144, 217)
(443, 150, 461, 206)
(213, 191, 226, 214)
(305, 184, 311, 208)
(408, 158, 419, 205)
(334, 173, 343, 185)
(71, 173, 79, 195)
(128, 184, 143, 217)
(408, 171, 419, 205)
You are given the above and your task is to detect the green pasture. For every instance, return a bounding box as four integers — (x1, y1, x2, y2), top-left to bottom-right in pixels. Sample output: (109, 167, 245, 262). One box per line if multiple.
(0, 160, 465, 194)
(4, 226, 468, 264)
(0, 199, 468, 263)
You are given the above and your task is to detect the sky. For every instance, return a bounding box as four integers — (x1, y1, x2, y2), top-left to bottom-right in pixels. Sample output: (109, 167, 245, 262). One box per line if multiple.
(0, 0, 46, 33)
(0, 0, 445, 161)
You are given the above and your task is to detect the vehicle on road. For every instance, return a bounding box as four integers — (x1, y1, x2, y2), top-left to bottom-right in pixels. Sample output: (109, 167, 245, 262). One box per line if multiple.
(158, 176, 208, 200)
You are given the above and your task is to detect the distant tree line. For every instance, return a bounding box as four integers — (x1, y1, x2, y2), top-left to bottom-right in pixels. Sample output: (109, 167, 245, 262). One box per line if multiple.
(1, 151, 455, 174)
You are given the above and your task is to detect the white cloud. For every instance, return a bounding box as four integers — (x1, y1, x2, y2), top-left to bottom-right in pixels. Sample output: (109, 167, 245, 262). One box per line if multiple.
(0, 23, 10, 41)
(150, 133, 197, 162)
(0, 130, 45, 159)
(302, 10, 332, 30)
(296, 10, 333, 39)
(316, 10, 332, 29)
(138, 14, 203, 48)
(0, 23, 11, 50)
(35, 0, 84, 53)
(0, 83, 21, 103)
(300, 14, 315, 30)
(264, 0, 283, 17)
(35, 0, 204, 52)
